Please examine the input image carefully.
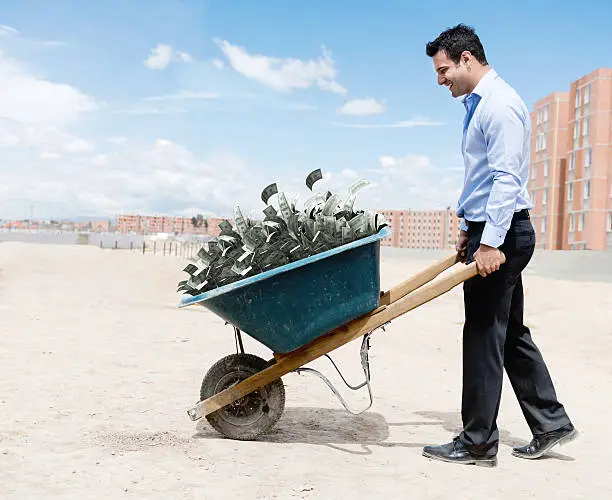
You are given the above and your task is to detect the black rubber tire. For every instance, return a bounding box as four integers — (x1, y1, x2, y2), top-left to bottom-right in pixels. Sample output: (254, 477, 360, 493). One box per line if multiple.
(200, 353, 286, 440)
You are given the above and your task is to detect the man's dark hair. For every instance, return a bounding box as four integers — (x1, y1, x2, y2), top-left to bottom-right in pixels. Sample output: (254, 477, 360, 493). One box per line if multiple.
(426, 24, 488, 65)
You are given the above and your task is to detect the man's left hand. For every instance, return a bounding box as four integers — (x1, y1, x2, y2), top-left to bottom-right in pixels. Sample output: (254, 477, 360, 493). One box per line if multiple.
(473, 244, 503, 277)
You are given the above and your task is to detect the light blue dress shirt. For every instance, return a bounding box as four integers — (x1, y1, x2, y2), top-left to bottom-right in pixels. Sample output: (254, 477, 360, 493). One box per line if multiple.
(457, 68, 533, 248)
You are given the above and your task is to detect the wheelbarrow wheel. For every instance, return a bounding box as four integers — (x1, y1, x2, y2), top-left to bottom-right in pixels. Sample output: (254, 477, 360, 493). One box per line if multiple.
(200, 353, 285, 440)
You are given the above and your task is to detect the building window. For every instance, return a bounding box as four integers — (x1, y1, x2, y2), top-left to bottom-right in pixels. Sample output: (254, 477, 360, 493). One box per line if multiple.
(575, 88, 581, 108)
(608, 212, 612, 232)
(544, 160, 549, 177)
(579, 213, 584, 231)
(537, 108, 542, 124)
(583, 117, 589, 137)
(569, 152, 575, 170)
(569, 214, 575, 232)
(543, 104, 549, 122)
(584, 147, 592, 167)
(584, 180, 591, 199)
(568, 183, 574, 201)
(573, 121, 579, 139)
(542, 216, 546, 233)
(584, 84, 591, 104)
(543, 189, 548, 205)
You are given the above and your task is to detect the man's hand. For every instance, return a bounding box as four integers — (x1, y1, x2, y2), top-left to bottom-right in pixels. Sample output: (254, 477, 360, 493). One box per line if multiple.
(455, 230, 468, 262)
(474, 244, 503, 277)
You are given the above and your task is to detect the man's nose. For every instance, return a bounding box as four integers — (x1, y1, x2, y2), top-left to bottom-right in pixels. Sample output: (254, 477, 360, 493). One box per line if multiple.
(438, 74, 446, 86)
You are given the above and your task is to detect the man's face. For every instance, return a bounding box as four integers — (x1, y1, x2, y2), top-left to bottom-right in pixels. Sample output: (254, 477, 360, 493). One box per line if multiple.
(432, 50, 470, 98)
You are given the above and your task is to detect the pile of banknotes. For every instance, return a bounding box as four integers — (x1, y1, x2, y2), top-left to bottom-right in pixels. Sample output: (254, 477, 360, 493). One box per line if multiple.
(177, 169, 388, 296)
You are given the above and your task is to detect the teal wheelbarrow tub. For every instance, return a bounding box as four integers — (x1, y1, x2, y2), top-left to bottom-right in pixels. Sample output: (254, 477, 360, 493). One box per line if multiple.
(179, 226, 391, 354)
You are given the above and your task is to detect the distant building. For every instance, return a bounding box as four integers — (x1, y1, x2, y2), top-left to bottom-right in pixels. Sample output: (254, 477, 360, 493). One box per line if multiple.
(529, 67, 612, 250)
(115, 214, 230, 236)
(378, 208, 461, 249)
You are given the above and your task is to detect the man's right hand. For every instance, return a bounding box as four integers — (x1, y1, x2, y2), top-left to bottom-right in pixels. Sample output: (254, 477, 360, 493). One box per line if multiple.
(456, 229, 468, 262)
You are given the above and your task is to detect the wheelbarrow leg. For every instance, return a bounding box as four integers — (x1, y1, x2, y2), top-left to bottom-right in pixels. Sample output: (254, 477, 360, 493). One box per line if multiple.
(187, 257, 489, 421)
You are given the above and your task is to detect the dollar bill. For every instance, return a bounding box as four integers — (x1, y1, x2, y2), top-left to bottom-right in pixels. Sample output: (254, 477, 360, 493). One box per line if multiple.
(183, 263, 199, 275)
(197, 247, 216, 266)
(263, 205, 278, 218)
(287, 213, 299, 239)
(321, 193, 341, 216)
(219, 220, 233, 234)
(348, 178, 372, 196)
(277, 192, 293, 222)
(306, 168, 323, 190)
(233, 206, 248, 237)
(342, 194, 356, 213)
(365, 210, 377, 232)
(241, 234, 258, 253)
(261, 183, 278, 204)
(342, 225, 355, 243)
(348, 213, 366, 231)
(323, 215, 336, 235)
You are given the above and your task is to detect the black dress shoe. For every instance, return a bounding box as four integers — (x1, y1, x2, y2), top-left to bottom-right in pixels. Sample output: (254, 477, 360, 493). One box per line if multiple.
(512, 423, 578, 459)
(422, 437, 497, 467)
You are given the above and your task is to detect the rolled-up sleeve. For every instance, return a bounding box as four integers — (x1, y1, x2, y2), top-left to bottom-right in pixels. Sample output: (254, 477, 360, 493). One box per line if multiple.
(480, 100, 525, 247)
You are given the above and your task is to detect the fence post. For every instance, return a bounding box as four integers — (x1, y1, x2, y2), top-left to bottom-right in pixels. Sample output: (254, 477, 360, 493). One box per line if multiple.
(114, 240, 118, 250)
(142, 241, 145, 255)
(154, 241, 157, 255)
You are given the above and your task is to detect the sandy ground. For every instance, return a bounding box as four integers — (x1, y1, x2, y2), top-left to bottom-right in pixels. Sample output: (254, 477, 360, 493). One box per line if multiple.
(1, 241, 611, 499)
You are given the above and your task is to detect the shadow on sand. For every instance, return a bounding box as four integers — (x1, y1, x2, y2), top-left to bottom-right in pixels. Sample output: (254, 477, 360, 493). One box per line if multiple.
(193, 407, 575, 460)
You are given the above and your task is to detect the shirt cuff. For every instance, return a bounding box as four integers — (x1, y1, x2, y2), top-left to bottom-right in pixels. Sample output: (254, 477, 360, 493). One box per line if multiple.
(460, 219, 468, 232)
(481, 222, 507, 248)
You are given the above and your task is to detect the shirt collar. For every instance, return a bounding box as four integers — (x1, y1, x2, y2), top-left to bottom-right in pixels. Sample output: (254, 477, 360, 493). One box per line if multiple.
(463, 68, 497, 103)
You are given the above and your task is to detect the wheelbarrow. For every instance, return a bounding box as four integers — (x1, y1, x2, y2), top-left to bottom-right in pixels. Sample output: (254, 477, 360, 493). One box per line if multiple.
(178, 226, 503, 440)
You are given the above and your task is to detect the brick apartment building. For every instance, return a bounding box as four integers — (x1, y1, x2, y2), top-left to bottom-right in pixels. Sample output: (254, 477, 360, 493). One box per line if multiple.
(378, 208, 461, 250)
(530, 67, 612, 250)
(116, 214, 228, 237)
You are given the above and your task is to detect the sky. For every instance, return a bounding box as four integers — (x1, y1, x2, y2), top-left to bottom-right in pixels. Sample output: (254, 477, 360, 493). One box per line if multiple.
(1, 0, 611, 221)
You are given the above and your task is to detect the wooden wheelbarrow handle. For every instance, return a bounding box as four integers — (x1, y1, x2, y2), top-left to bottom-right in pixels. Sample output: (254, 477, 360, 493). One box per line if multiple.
(187, 251, 506, 420)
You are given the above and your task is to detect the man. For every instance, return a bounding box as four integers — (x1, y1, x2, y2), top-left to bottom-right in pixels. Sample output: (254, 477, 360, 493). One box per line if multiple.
(422, 24, 577, 467)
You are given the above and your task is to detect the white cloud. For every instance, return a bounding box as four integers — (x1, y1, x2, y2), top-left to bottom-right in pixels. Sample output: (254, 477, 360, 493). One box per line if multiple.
(212, 58, 225, 69)
(0, 120, 93, 154)
(0, 49, 95, 163)
(0, 137, 272, 219)
(0, 25, 19, 36)
(215, 38, 347, 94)
(0, 136, 464, 220)
(333, 118, 443, 129)
(286, 102, 317, 111)
(362, 154, 463, 210)
(142, 91, 220, 102)
(106, 136, 127, 145)
(338, 97, 386, 116)
(144, 43, 193, 70)
(144, 44, 173, 70)
(112, 106, 187, 115)
(175, 51, 192, 63)
(0, 51, 96, 124)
